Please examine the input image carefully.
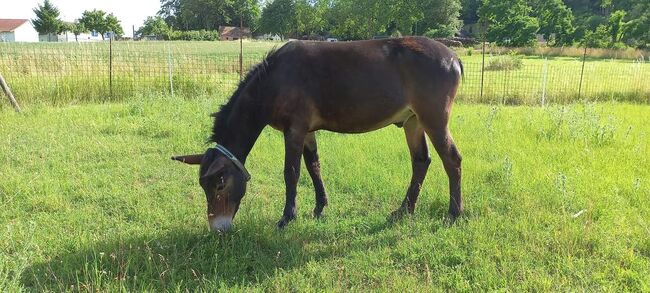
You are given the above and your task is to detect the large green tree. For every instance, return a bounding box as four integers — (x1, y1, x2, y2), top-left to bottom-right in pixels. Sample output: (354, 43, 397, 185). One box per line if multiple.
(529, 0, 575, 46)
(80, 10, 109, 39)
(478, 0, 539, 46)
(137, 16, 171, 38)
(31, 0, 64, 40)
(158, 0, 260, 31)
(79, 10, 124, 40)
(259, 0, 296, 38)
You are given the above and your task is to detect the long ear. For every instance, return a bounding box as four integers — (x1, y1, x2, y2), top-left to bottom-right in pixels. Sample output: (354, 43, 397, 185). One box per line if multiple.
(171, 154, 204, 165)
(201, 157, 227, 180)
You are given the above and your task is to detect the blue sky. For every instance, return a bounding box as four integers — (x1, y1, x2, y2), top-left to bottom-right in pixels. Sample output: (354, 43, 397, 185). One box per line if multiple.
(0, 0, 160, 37)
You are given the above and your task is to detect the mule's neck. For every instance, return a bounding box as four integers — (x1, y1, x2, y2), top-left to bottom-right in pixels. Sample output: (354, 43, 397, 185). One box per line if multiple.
(216, 95, 267, 164)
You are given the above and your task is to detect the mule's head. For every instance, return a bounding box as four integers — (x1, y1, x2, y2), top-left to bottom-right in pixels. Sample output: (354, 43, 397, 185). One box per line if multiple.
(172, 148, 248, 232)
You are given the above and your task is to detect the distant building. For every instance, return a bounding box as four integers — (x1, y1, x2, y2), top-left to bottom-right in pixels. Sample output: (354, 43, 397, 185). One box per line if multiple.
(0, 19, 38, 42)
(41, 31, 110, 42)
(219, 26, 251, 41)
(256, 33, 282, 41)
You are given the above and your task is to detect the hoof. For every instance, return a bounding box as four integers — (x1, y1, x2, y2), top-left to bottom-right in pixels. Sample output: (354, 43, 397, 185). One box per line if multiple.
(276, 215, 295, 230)
(313, 206, 325, 219)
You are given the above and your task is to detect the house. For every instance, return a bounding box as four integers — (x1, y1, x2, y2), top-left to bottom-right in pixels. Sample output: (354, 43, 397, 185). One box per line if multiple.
(219, 26, 251, 41)
(0, 19, 39, 42)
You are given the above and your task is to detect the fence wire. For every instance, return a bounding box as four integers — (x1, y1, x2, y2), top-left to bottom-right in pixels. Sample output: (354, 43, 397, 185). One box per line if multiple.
(0, 41, 648, 106)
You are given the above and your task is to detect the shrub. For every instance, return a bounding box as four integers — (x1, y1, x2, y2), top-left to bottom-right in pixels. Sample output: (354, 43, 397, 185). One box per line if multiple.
(485, 53, 523, 71)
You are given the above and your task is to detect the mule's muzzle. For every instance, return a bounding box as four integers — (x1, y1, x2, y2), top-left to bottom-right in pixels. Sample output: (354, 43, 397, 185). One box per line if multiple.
(209, 216, 233, 232)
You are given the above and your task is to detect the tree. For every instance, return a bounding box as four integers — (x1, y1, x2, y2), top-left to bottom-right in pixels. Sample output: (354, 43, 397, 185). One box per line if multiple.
(80, 10, 109, 39)
(158, 0, 260, 31)
(31, 0, 63, 41)
(607, 10, 627, 44)
(529, 0, 575, 46)
(71, 21, 88, 42)
(137, 16, 170, 39)
(259, 0, 296, 39)
(105, 13, 124, 37)
(79, 10, 123, 40)
(478, 0, 539, 46)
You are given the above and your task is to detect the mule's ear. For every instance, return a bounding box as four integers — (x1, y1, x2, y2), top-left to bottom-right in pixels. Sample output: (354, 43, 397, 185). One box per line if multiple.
(201, 158, 227, 180)
(171, 154, 204, 165)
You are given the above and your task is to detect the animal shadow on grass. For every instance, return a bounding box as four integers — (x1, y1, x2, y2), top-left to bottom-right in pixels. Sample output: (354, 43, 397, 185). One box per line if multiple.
(20, 218, 403, 291)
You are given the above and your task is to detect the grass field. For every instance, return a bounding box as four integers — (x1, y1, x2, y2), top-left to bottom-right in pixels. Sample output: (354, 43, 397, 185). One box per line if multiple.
(1, 95, 648, 291)
(1, 40, 649, 107)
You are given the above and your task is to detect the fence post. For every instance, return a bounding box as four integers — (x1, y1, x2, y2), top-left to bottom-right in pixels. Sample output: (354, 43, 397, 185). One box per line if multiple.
(168, 45, 174, 97)
(0, 72, 21, 112)
(109, 32, 113, 99)
(578, 46, 587, 100)
(541, 57, 548, 106)
(480, 37, 485, 102)
(239, 14, 244, 82)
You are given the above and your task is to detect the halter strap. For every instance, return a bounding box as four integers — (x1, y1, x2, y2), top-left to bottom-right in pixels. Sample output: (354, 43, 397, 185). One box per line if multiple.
(215, 144, 251, 182)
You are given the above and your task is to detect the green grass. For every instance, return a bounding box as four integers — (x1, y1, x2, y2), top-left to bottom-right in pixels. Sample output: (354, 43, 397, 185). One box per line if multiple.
(1, 41, 649, 106)
(1, 95, 649, 291)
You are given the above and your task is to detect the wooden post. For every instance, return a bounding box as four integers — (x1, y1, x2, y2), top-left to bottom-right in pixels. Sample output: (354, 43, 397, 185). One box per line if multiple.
(0, 72, 21, 112)
(578, 46, 587, 100)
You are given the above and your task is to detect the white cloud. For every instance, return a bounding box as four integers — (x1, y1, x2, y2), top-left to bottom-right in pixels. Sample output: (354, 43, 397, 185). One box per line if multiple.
(0, 0, 160, 38)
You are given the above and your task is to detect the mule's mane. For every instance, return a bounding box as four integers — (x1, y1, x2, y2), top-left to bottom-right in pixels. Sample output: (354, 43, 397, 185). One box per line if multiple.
(209, 48, 278, 144)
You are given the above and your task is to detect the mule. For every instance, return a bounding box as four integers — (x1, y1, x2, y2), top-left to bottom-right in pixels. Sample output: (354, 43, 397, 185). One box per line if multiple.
(173, 36, 464, 232)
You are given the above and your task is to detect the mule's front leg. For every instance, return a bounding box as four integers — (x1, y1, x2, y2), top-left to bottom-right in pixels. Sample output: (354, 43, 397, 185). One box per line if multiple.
(278, 129, 307, 229)
(303, 132, 328, 218)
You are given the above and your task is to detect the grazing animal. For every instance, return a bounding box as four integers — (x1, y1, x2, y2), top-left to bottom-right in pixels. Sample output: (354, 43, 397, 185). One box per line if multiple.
(173, 36, 464, 232)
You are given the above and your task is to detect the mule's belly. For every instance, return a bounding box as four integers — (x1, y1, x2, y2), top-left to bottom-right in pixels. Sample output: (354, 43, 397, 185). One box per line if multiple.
(313, 104, 413, 133)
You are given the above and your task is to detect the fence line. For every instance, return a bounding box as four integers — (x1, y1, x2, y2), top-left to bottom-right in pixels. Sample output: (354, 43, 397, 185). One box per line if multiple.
(0, 41, 648, 106)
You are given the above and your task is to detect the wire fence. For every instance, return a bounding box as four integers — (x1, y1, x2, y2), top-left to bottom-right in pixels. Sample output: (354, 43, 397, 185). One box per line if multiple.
(1, 40, 649, 107)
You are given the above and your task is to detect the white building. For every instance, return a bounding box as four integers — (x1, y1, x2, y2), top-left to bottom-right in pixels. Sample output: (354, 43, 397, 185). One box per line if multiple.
(0, 19, 39, 42)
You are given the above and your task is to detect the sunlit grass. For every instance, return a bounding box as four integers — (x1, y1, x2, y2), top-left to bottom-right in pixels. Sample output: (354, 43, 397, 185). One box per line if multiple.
(1, 95, 648, 291)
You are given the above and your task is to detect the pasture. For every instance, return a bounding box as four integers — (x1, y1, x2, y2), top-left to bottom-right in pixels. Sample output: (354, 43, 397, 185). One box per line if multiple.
(1, 41, 649, 107)
(1, 95, 648, 291)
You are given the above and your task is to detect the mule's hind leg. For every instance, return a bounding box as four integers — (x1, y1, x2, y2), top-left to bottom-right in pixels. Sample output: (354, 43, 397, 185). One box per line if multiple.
(413, 81, 463, 219)
(426, 127, 463, 219)
(392, 116, 431, 218)
(303, 132, 329, 218)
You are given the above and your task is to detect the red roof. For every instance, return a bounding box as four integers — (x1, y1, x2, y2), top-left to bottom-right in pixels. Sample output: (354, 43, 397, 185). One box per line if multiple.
(0, 19, 30, 32)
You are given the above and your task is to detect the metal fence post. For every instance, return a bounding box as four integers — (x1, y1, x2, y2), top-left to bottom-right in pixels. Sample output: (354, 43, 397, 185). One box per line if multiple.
(578, 46, 587, 100)
(109, 32, 113, 99)
(541, 57, 548, 106)
(479, 38, 485, 102)
(239, 14, 244, 82)
(168, 45, 174, 97)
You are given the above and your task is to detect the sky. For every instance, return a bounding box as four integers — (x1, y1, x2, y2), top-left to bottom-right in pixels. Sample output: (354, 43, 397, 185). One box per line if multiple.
(0, 0, 161, 38)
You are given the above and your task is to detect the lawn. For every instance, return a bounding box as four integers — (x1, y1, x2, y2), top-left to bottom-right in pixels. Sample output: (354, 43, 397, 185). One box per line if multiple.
(1, 95, 648, 291)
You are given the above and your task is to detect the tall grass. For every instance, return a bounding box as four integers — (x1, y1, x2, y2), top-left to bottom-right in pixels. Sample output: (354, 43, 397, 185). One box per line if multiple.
(0, 41, 649, 108)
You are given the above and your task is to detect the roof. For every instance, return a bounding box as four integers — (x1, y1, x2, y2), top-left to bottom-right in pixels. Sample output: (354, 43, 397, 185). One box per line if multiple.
(0, 19, 29, 32)
(219, 26, 251, 38)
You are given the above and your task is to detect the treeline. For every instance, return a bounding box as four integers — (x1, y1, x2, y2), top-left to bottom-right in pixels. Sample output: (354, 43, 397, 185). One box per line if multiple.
(32, 0, 124, 41)
(151, 0, 649, 48)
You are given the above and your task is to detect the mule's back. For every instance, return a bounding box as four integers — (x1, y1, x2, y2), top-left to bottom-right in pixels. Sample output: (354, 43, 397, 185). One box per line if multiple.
(265, 37, 462, 133)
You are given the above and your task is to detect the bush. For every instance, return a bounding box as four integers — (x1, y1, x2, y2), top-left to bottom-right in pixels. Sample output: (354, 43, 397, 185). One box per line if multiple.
(424, 25, 457, 38)
(163, 30, 220, 41)
(485, 53, 523, 71)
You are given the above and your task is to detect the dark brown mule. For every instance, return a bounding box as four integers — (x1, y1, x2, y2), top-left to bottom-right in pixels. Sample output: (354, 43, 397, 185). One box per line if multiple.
(173, 36, 464, 232)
